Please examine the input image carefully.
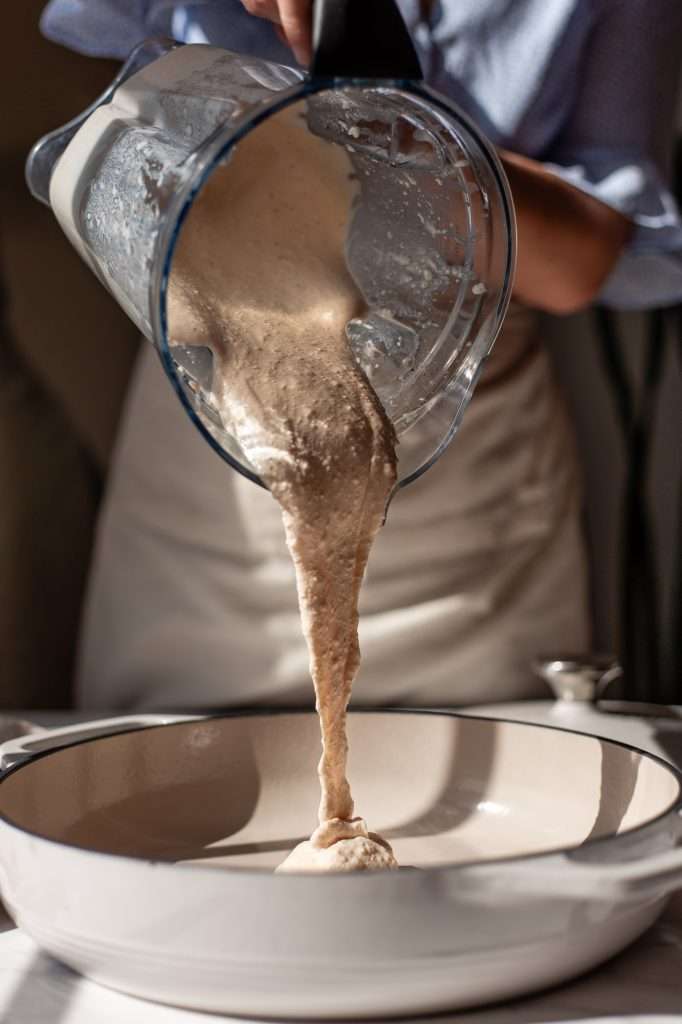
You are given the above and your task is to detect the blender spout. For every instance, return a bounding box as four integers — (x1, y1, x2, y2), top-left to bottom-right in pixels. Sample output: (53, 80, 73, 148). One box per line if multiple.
(25, 36, 179, 206)
(27, 114, 95, 207)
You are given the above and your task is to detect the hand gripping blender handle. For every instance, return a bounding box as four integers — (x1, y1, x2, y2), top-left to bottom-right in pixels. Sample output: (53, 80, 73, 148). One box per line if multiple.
(311, 0, 423, 80)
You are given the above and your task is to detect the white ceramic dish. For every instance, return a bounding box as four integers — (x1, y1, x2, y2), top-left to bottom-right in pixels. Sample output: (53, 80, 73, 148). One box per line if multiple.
(1, 710, 681, 1018)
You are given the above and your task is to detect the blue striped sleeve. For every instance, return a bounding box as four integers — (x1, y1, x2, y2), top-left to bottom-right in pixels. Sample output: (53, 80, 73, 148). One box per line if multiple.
(543, 0, 682, 310)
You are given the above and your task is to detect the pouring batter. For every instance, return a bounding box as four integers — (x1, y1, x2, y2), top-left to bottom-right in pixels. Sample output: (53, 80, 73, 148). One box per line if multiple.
(168, 104, 398, 871)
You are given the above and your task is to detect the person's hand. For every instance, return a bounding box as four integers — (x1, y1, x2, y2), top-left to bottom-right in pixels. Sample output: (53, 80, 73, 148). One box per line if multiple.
(240, 1, 313, 66)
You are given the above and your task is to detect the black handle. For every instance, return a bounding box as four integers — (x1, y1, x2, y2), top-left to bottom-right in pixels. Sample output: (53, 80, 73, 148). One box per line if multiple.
(311, 0, 422, 80)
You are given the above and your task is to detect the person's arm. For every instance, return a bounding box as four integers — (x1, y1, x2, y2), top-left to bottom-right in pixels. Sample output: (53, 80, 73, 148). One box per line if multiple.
(499, 150, 632, 315)
(512, 0, 682, 314)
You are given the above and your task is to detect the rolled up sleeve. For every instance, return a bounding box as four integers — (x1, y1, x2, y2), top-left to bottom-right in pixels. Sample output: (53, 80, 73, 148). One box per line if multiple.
(543, 0, 682, 310)
(40, 0, 181, 58)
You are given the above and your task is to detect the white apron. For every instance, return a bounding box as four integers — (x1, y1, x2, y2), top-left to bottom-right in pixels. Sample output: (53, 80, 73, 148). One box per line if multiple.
(77, 304, 589, 709)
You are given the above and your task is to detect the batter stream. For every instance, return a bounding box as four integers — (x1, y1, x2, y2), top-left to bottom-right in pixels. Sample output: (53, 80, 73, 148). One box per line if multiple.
(167, 103, 399, 872)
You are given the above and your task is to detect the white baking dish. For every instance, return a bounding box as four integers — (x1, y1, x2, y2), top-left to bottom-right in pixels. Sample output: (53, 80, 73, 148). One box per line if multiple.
(1, 710, 681, 1017)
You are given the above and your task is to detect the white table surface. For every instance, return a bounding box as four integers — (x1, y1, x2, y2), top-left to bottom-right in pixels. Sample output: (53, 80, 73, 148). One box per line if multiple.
(1, 702, 682, 1024)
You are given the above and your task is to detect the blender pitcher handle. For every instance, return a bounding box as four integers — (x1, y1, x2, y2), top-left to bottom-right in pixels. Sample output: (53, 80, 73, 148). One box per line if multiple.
(25, 36, 179, 205)
(311, 0, 423, 80)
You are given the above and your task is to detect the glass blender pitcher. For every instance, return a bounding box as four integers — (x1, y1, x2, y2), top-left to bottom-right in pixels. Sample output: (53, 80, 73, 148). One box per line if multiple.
(26, 0, 515, 489)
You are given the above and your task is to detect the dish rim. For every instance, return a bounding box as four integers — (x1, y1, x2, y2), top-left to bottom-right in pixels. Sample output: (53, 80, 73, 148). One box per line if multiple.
(1, 707, 680, 881)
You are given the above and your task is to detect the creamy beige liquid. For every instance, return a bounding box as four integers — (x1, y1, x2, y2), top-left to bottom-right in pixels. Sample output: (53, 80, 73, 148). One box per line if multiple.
(168, 103, 398, 872)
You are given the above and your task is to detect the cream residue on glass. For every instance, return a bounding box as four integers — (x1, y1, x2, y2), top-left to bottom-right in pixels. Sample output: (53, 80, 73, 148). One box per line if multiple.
(167, 103, 398, 872)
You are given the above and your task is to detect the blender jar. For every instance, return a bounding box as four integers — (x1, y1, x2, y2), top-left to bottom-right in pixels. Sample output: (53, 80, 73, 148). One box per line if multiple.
(26, 5, 515, 489)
